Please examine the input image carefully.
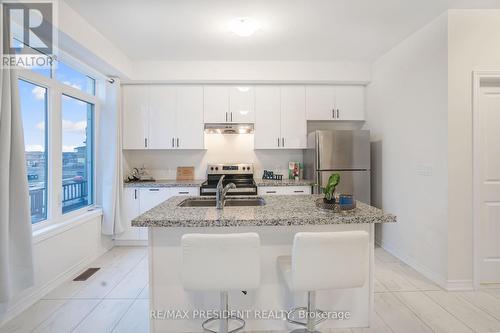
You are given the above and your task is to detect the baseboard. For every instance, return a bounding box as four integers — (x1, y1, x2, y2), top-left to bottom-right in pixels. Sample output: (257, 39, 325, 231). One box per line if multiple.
(375, 238, 448, 289)
(114, 239, 148, 246)
(446, 280, 474, 291)
(0, 242, 113, 327)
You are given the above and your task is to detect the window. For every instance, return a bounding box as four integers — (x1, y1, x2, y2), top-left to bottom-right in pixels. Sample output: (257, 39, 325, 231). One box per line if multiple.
(19, 79, 48, 223)
(56, 62, 96, 95)
(18, 54, 99, 226)
(61, 95, 94, 214)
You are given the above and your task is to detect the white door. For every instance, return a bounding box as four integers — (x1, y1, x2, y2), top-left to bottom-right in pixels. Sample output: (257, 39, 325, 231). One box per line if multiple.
(281, 86, 307, 149)
(230, 86, 255, 123)
(176, 86, 204, 149)
(336, 86, 365, 121)
(204, 86, 229, 123)
(254, 86, 281, 149)
(118, 188, 141, 240)
(477, 84, 500, 283)
(306, 85, 336, 120)
(149, 86, 177, 149)
(122, 85, 149, 149)
(139, 188, 172, 213)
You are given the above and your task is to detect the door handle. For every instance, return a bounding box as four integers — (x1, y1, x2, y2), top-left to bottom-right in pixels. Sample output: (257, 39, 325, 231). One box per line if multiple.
(337, 109, 340, 119)
(282, 137, 285, 147)
(149, 188, 160, 192)
(176, 138, 179, 148)
(230, 112, 233, 122)
(278, 138, 280, 147)
(225, 112, 228, 122)
(145, 138, 148, 148)
(332, 109, 335, 119)
(172, 137, 175, 148)
(134, 189, 138, 199)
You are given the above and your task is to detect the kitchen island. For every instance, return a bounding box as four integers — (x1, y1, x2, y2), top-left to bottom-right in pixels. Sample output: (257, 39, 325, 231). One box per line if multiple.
(132, 195, 396, 333)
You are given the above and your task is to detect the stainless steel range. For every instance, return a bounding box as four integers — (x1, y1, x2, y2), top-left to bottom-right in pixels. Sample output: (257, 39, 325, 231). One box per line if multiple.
(200, 163, 257, 196)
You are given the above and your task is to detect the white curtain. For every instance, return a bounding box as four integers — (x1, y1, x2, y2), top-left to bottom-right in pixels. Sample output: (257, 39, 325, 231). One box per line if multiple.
(0, 68, 35, 302)
(99, 78, 124, 236)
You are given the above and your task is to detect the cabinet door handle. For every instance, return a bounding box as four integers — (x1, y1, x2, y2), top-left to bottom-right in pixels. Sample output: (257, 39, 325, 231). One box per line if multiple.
(337, 109, 340, 119)
(282, 137, 285, 147)
(225, 112, 228, 122)
(294, 190, 304, 193)
(178, 191, 189, 194)
(149, 188, 160, 192)
(176, 138, 179, 147)
(332, 109, 335, 119)
(278, 138, 280, 147)
(172, 137, 175, 148)
(145, 138, 148, 148)
(266, 190, 277, 194)
(230, 112, 233, 122)
(134, 189, 138, 199)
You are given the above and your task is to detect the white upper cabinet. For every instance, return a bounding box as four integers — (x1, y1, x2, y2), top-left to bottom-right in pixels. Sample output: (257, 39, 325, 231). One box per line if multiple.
(203, 86, 229, 123)
(254, 86, 307, 149)
(230, 86, 255, 123)
(176, 86, 204, 149)
(122, 85, 149, 149)
(305, 86, 336, 121)
(335, 85, 365, 121)
(148, 86, 176, 149)
(204, 86, 255, 123)
(122, 85, 204, 150)
(281, 86, 307, 149)
(254, 86, 281, 149)
(306, 85, 365, 121)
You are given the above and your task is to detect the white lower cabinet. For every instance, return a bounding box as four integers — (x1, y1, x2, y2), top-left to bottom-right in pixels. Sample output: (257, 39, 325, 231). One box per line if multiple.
(258, 186, 312, 195)
(119, 186, 199, 242)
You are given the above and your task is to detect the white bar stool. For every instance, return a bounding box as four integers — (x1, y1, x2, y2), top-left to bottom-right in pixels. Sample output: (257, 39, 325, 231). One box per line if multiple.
(277, 231, 369, 333)
(181, 233, 261, 333)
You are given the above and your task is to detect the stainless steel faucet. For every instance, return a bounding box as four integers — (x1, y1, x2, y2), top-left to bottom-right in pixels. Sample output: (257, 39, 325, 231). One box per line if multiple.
(216, 175, 236, 210)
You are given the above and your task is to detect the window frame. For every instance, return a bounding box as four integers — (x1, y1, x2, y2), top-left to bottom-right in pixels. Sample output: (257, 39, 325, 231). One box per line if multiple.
(18, 51, 102, 231)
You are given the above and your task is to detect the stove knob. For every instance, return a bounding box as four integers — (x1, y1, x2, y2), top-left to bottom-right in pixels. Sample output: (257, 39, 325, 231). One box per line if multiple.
(210, 167, 214, 171)
(215, 167, 219, 171)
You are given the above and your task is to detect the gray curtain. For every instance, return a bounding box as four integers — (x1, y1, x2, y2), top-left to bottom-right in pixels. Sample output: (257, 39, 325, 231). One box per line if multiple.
(0, 68, 34, 302)
(99, 78, 124, 236)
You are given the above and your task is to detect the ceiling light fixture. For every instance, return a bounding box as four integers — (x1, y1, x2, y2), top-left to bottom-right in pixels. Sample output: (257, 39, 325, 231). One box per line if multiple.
(228, 17, 260, 37)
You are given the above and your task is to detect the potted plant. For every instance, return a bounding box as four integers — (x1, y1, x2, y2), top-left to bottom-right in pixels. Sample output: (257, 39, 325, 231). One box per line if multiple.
(323, 173, 340, 204)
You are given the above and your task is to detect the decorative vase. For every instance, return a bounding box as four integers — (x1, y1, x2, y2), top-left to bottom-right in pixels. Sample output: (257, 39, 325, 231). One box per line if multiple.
(323, 197, 336, 204)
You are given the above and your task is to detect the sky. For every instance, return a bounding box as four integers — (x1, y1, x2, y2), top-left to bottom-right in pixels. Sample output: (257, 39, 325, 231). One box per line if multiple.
(20, 62, 95, 153)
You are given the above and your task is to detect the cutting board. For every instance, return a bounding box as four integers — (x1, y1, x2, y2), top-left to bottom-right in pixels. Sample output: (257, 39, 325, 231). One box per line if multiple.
(176, 167, 195, 180)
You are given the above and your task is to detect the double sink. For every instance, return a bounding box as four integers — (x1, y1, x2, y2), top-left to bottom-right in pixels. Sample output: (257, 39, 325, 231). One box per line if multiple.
(178, 197, 266, 207)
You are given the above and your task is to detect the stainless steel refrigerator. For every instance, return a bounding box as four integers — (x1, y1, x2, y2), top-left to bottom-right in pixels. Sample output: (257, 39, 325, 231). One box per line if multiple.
(304, 130, 371, 204)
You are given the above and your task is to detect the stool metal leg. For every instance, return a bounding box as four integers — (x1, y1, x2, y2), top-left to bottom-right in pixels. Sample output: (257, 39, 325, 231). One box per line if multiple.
(201, 291, 245, 333)
(220, 291, 228, 333)
(288, 291, 324, 333)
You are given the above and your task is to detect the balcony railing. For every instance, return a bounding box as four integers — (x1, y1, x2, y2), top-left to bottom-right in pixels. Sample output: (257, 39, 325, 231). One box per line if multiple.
(28, 180, 89, 222)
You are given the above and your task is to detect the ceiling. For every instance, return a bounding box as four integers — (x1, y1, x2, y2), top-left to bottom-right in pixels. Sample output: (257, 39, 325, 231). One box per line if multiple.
(64, 0, 500, 62)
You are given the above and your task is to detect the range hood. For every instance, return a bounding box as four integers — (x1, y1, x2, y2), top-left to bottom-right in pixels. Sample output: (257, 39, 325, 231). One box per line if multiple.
(204, 123, 254, 134)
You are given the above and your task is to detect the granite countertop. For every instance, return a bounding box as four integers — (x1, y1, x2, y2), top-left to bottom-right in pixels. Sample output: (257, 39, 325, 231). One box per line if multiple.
(132, 195, 396, 228)
(255, 179, 315, 187)
(124, 179, 205, 188)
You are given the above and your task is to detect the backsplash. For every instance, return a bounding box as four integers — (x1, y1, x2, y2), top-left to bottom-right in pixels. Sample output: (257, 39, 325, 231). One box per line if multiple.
(123, 134, 303, 180)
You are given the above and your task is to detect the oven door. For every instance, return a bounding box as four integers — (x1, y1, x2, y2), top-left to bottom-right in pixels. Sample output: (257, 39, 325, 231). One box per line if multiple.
(200, 187, 257, 196)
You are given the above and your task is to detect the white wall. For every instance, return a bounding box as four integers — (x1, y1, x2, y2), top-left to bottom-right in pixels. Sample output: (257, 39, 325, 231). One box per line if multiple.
(366, 14, 449, 285)
(0, 213, 113, 326)
(447, 9, 500, 283)
(130, 61, 371, 83)
(123, 134, 303, 180)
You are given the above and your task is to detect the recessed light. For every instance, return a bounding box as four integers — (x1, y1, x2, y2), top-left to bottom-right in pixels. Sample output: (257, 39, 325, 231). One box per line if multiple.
(228, 17, 260, 37)
(237, 86, 251, 92)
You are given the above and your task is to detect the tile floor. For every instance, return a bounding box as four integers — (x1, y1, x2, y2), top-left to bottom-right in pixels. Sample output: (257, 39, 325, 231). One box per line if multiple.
(2, 246, 500, 333)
